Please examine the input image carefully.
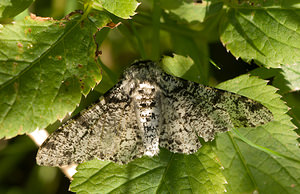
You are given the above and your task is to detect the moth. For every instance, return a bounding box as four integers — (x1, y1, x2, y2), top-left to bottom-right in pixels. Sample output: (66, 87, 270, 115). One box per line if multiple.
(36, 61, 273, 167)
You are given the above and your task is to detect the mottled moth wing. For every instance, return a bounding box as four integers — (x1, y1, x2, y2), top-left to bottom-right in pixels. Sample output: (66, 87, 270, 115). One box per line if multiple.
(36, 61, 273, 166)
(156, 67, 273, 154)
(36, 83, 145, 166)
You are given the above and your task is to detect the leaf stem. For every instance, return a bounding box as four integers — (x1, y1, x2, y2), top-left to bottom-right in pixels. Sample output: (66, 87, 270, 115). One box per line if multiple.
(83, 1, 93, 18)
(209, 59, 221, 70)
(129, 20, 147, 59)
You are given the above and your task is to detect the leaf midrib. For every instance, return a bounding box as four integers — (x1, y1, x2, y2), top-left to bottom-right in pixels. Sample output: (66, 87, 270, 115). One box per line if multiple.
(227, 131, 258, 190)
(155, 153, 174, 193)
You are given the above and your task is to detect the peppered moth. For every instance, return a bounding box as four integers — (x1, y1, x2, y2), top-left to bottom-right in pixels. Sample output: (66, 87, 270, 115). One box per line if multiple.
(36, 61, 273, 167)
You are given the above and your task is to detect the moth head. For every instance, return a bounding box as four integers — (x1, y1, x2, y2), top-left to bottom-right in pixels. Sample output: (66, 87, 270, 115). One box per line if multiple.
(123, 60, 162, 80)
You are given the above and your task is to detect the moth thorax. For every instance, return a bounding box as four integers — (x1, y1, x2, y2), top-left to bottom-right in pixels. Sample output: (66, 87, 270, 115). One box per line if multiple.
(133, 81, 161, 156)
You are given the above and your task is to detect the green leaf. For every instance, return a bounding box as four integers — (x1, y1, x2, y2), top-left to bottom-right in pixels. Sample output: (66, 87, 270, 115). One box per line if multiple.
(92, 0, 140, 19)
(170, 34, 210, 84)
(0, 0, 33, 19)
(251, 63, 300, 93)
(220, 1, 300, 67)
(215, 75, 300, 193)
(70, 145, 226, 193)
(274, 63, 300, 92)
(283, 92, 300, 131)
(161, 0, 223, 23)
(0, 11, 112, 138)
(249, 66, 280, 80)
(161, 54, 206, 84)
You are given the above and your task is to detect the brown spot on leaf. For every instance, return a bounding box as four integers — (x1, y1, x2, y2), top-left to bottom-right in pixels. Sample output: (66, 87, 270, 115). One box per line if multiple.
(55, 55, 62, 60)
(59, 22, 66, 27)
(25, 28, 32, 35)
(78, 64, 83, 68)
(106, 22, 121, 29)
(30, 13, 53, 21)
(17, 42, 23, 48)
(95, 50, 102, 57)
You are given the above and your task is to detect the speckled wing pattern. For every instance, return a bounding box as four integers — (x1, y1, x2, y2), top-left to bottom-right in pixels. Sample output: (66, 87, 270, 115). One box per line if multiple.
(36, 90, 145, 166)
(36, 61, 273, 166)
